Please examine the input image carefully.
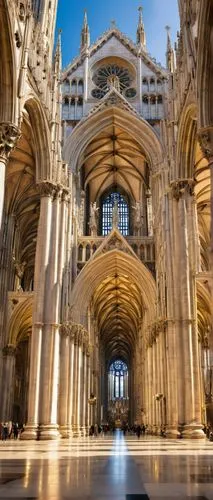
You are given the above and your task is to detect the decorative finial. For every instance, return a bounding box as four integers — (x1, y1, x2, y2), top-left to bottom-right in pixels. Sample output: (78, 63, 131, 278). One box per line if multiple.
(165, 25, 175, 72)
(81, 9, 90, 52)
(84, 9, 88, 24)
(137, 5, 146, 48)
(110, 19, 116, 29)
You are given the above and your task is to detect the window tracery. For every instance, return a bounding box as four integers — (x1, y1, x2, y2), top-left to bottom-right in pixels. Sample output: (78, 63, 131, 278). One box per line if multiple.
(101, 191, 129, 236)
(92, 64, 134, 99)
(109, 360, 128, 399)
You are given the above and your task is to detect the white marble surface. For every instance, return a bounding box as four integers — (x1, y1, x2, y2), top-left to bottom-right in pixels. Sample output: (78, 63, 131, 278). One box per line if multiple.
(0, 432, 212, 499)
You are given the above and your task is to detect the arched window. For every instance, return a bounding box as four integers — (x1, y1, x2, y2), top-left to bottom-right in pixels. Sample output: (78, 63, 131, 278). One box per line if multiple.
(109, 360, 128, 399)
(71, 79, 77, 94)
(150, 77, 155, 92)
(78, 80, 84, 95)
(101, 191, 129, 236)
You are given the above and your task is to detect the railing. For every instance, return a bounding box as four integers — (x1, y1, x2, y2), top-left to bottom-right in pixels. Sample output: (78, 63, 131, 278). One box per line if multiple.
(77, 236, 155, 273)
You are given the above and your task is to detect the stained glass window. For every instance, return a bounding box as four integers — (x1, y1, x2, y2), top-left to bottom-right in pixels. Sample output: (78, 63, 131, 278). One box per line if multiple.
(109, 360, 128, 399)
(101, 192, 129, 236)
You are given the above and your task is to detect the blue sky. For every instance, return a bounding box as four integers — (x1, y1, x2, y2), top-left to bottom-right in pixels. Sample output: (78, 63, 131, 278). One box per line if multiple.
(56, 0, 180, 69)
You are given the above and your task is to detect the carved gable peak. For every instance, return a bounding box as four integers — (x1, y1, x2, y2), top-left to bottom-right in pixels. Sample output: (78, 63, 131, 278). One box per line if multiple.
(91, 228, 139, 260)
(87, 87, 139, 118)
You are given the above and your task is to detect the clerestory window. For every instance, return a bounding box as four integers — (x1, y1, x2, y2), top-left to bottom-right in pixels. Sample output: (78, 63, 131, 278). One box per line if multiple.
(101, 191, 129, 236)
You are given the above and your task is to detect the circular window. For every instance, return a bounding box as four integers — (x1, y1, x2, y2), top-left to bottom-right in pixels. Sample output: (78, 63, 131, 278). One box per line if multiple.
(125, 88, 137, 99)
(91, 88, 106, 99)
(93, 64, 132, 92)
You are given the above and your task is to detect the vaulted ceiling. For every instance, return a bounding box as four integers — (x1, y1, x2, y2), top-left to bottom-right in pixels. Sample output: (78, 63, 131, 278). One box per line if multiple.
(93, 271, 143, 363)
(82, 124, 149, 202)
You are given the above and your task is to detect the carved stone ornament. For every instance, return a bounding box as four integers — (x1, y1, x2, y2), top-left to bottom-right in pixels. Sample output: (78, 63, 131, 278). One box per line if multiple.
(170, 179, 195, 201)
(147, 319, 167, 347)
(102, 235, 132, 255)
(2, 344, 16, 356)
(37, 182, 56, 198)
(198, 127, 213, 159)
(0, 123, 21, 161)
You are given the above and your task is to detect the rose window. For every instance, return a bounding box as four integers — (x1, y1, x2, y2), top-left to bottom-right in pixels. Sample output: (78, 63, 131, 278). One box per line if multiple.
(91, 64, 135, 99)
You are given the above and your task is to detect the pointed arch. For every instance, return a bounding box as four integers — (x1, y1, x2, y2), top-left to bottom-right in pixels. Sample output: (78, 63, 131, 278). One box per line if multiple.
(64, 106, 164, 174)
(0, 0, 16, 122)
(70, 248, 156, 327)
(197, 0, 213, 127)
(8, 295, 33, 346)
(23, 95, 51, 182)
(176, 101, 197, 179)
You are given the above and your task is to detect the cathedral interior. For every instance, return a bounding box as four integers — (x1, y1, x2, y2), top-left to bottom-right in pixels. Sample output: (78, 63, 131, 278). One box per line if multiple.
(0, 0, 213, 450)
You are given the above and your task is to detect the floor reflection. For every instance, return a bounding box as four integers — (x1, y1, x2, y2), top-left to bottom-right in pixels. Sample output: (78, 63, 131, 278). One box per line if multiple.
(0, 432, 213, 499)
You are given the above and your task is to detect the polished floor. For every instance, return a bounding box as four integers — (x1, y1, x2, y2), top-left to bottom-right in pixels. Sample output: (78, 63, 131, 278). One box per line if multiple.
(0, 432, 213, 499)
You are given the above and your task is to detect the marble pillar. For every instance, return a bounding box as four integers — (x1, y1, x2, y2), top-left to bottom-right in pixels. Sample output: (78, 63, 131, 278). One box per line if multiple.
(1, 344, 16, 421)
(67, 332, 75, 437)
(23, 183, 54, 440)
(59, 330, 70, 437)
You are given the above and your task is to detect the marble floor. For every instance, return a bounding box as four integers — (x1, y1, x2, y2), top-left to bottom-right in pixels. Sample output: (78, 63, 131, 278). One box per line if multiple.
(0, 432, 213, 499)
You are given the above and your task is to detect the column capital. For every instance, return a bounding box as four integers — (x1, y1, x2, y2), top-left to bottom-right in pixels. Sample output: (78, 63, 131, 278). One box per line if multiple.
(61, 188, 70, 203)
(198, 126, 213, 159)
(170, 178, 195, 200)
(0, 122, 21, 161)
(37, 182, 56, 198)
(86, 343, 93, 357)
(2, 343, 16, 356)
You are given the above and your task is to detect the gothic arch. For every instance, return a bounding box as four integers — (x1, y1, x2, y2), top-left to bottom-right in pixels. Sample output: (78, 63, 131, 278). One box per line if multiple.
(8, 295, 33, 346)
(176, 101, 197, 179)
(0, 0, 16, 122)
(23, 96, 51, 182)
(70, 248, 156, 328)
(197, 0, 213, 127)
(64, 106, 164, 174)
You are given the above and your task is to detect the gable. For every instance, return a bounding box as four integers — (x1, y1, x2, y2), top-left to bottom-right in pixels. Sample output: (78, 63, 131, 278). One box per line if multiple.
(89, 35, 138, 67)
(89, 228, 140, 261)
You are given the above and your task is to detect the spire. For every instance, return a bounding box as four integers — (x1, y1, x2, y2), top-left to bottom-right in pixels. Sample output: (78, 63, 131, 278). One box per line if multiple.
(165, 26, 175, 72)
(54, 29, 62, 75)
(81, 9, 90, 52)
(137, 6, 146, 49)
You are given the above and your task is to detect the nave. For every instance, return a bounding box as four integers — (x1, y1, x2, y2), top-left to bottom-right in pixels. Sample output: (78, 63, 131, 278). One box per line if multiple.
(0, 432, 213, 499)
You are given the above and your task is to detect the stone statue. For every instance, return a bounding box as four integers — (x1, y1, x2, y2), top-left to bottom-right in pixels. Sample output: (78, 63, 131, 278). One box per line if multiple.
(132, 201, 143, 235)
(112, 200, 119, 229)
(12, 255, 27, 291)
(89, 202, 99, 236)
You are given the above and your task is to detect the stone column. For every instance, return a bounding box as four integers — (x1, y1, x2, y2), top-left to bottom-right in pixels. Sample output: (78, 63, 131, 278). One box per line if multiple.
(72, 329, 80, 437)
(38, 186, 62, 440)
(59, 328, 70, 437)
(86, 346, 91, 431)
(80, 341, 87, 435)
(67, 329, 75, 437)
(170, 181, 204, 438)
(23, 182, 54, 440)
(164, 193, 180, 438)
(0, 123, 21, 230)
(1, 344, 16, 421)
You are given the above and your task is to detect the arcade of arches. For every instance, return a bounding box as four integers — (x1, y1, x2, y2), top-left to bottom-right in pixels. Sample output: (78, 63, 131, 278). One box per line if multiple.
(0, 0, 213, 442)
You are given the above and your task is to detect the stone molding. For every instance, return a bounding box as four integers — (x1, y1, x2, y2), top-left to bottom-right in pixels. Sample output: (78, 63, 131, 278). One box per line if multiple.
(147, 319, 167, 347)
(60, 322, 89, 348)
(0, 122, 21, 161)
(170, 178, 195, 200)
(2, 344, 16, 356)
(198, 126, 213, 159)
